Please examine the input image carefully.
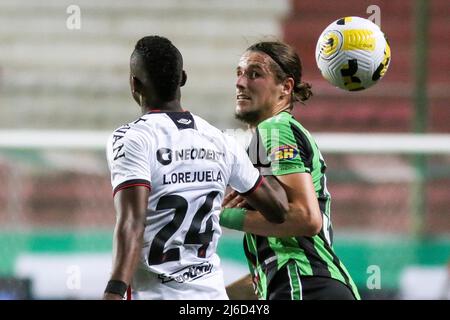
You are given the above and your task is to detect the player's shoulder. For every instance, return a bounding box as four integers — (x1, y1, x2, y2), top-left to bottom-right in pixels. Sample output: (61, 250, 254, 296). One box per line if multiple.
(106, 115, 155, 164)
(191, 113, 232, 144)
(256, 111, 296, 143)
(191, 113, 222, 134)
(108, 115, 156, 151)
(258, 111, 311, 137)
(111, 114, 155, 136)
(257, 111, 294, 131)
(190, 113, 244, 156)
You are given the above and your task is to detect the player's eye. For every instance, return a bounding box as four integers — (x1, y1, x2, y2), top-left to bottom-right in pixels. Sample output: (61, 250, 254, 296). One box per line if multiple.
(249, 71, 260, 79)
(236, 70, 242, 77)
(250, 71, 262, 79)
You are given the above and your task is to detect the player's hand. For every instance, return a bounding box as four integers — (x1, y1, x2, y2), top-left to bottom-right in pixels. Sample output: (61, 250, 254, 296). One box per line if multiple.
(103, 292, 124, 300)
(222, 190, 247, 208)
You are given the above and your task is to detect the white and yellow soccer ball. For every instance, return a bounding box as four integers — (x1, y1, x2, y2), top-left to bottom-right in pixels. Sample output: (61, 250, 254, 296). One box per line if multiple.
(315, 16, 391, 91)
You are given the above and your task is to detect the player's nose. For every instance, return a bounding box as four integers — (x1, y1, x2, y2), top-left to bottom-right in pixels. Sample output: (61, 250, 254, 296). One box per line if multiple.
(236, 74, 247, 90)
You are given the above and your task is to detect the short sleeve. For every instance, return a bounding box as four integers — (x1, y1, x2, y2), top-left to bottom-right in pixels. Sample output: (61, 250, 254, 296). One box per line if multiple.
(258, 117, 310, 176)
(106, 129, 152, 195)
(225, 134, 261, 194)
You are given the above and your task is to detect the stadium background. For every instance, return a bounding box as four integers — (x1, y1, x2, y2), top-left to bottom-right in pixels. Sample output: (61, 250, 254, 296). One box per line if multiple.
(0, 0, 449, 299)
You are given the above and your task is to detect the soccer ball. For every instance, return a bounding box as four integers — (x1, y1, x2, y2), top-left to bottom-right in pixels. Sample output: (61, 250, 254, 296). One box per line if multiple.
(315, 16, 391, 91)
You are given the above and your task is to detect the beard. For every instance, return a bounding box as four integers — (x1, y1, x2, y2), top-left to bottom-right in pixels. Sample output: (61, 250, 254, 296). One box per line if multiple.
(234, 108, 261, 125)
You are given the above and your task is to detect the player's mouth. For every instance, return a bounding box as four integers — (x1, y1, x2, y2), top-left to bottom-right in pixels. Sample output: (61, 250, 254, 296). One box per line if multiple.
(236, 94, 251, 101)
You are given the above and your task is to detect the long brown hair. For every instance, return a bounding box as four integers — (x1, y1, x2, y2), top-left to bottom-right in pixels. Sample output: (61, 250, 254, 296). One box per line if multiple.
(247, 41, 313, 104)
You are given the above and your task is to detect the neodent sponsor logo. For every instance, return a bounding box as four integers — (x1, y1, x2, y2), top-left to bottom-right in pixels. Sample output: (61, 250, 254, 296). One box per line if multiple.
(156, 148, 224, 165)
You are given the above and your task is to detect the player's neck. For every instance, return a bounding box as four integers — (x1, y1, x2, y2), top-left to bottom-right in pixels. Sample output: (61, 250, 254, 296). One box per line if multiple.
(142, 100, 183, 114)
(270, 100, 291, 118)
(250, 101, 290, 127)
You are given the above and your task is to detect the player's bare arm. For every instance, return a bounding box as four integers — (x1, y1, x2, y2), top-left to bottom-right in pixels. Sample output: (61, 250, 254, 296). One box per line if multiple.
(103, 186, 149, 300)
(225, 274, 257, 300)
(223, 173, 322, 237)
(239, 175, 289, 224)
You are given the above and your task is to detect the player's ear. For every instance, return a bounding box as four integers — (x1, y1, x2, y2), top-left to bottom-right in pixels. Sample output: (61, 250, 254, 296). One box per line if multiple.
(281, 77, 294, 96)
(180, 70, 187, 87)
(131, 75, 143, 94)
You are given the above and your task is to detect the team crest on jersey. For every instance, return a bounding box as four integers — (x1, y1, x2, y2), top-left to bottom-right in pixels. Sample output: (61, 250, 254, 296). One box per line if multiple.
(269, 145, 299, 161)
(158, 262, 213, 284)
(177, 118, 192, 125)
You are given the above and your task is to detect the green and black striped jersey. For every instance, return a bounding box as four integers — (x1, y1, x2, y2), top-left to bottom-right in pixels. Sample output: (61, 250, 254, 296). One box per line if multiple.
(244, 111, 360, 299)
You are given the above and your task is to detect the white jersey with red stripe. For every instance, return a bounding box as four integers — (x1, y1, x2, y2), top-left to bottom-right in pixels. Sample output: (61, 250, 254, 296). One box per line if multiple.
(106, 110, 260, 299)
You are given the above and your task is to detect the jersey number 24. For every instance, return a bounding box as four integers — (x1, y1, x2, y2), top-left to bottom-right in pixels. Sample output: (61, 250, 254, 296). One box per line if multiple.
(148, 191, 219, 265)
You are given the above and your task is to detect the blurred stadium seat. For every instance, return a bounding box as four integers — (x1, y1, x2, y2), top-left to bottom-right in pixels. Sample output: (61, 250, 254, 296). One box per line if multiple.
(0, 0, 288, 130)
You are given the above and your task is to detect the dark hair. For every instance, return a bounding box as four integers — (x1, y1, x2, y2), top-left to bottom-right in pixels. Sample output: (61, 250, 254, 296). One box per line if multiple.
(134, 36, 183, 101)
(247, 41, 313, 104)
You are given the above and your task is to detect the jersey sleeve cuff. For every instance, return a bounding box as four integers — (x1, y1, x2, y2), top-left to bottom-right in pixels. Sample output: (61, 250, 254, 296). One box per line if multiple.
(238, 175, 264, 196)
(113, 179, 151, 196)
